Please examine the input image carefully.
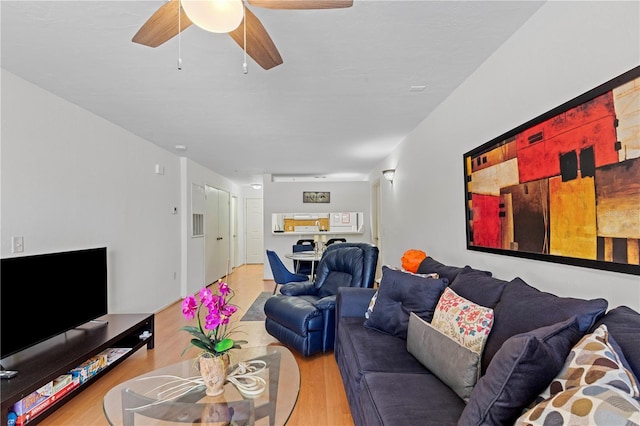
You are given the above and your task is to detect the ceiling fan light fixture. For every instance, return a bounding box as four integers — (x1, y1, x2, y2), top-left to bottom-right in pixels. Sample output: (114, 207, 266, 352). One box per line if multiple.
(181, 0, 244, 33)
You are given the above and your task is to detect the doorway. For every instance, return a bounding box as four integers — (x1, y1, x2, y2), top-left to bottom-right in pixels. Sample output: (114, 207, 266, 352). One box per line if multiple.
(205, 185, 231, 284)
(231, 195, 239, 269)
(245, 198, 264, 264)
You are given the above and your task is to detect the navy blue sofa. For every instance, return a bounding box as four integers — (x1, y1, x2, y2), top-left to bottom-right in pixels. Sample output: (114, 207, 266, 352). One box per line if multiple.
(334, 256, 640, 425)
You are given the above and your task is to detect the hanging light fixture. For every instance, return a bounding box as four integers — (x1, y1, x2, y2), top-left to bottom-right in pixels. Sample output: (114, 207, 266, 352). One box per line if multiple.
(181, 0, 244, 33)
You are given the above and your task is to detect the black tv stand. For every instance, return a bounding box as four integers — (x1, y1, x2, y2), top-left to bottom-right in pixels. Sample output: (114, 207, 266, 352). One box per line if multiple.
(1, 313, 154, 426)
(0, 370, 18, 380)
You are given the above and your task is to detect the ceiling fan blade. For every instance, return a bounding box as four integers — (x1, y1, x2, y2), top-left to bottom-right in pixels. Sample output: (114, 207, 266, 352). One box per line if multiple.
(228, 7, 283, 70)
(247, 0, 353, 9)
(132, 0, 193, 47)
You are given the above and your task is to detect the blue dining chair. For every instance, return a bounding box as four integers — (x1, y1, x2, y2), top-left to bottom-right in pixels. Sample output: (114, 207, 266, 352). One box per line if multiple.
(292, 243, 316, 276)
(266, 250, 309, 294)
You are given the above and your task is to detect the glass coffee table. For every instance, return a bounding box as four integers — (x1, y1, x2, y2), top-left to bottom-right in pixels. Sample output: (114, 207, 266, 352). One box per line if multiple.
(103, 346, 299, 426)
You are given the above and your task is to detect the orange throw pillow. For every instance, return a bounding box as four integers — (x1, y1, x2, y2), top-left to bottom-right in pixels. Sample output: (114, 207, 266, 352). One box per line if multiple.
(401, 249, 427, 273)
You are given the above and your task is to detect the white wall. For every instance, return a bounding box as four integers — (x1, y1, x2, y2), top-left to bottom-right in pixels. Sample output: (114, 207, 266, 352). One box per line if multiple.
(375, 1, 640, 311)
(1, 69, 254, 313)
(262, 175, 371, 279)
(1, 70, 181, 314)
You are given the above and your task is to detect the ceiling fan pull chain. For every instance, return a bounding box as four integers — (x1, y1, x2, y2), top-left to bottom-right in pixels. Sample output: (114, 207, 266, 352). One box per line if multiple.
(242, 4, 248, 74)
(177, 0, 183, 70)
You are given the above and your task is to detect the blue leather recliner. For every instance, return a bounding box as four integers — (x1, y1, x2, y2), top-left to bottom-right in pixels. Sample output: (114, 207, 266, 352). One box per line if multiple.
(263, 242, 379, 357)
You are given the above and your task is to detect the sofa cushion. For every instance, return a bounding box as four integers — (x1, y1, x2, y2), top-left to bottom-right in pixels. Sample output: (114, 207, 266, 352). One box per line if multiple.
(363, 265, 448, 339)
(416, 256, 473, 283)
(364, 267, 438, 320)
(407, 313, 480, 401)
(482, 276, 608, 374)
(518, 326, 640, 425)
(335, 313, 433, 426)
(431, 287, 494, 353)
(449, 267, 508, 309)
(338, 317, 428, 377)
(592, 305, 640, 380)
(337, 287, 376, 319)
(515, 384, 640, 425)
(360, 372, 465, 426)
(459, 316, 585, 426)
(533, 324, 639, 404)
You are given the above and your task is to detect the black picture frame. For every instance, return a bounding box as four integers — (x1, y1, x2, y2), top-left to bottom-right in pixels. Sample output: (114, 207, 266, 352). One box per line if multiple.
(302, 192, 330, 203)
(463, 66, 640, 275)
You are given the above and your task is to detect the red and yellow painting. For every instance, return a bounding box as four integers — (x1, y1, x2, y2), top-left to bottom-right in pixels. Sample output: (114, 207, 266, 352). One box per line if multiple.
(464, 66, 640, 275)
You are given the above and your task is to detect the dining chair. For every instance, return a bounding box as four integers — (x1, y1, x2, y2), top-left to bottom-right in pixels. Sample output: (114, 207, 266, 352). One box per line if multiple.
(326, 238, 347, 246)
(265, 250, 309, 294)
(292, 243, 316, 276)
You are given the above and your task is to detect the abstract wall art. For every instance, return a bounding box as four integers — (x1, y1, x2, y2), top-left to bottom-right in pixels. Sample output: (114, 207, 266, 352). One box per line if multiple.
(464, 66, 640, 275)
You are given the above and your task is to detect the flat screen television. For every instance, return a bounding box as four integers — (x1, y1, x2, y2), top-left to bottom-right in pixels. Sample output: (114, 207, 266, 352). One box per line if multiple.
(0, 247, 108, 360)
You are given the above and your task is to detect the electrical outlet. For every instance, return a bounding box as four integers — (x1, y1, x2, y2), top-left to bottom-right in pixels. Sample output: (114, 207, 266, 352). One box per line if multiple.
(11, 236, 24, 253)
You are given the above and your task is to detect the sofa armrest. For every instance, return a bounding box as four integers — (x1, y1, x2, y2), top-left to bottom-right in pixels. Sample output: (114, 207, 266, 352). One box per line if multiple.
(336, 287, 376, 319)
(280, 281, 315, 296)
(316, 295, 337, 311)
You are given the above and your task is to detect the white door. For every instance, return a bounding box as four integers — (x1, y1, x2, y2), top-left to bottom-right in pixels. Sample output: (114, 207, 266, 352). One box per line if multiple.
(205, 185, 231, 284)
(217, 189, 230, 275)
(245, 198, 264, 264)
(231, 196, 239, 268)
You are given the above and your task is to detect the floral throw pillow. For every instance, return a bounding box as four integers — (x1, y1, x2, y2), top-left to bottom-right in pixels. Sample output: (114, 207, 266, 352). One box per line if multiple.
(431, 287, 494, 354)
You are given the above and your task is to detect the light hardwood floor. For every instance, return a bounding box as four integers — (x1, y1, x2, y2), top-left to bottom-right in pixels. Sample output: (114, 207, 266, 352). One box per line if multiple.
(39, 264, 354, 426)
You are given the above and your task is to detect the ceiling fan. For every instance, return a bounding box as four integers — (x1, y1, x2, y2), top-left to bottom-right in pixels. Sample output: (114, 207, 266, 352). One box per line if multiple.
(132, 0, 353, 70)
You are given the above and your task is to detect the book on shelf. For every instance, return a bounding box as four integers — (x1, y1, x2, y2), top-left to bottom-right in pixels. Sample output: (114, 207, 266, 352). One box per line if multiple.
(15, 379, 79, 425)
(100, 347, 132, 365)
(12, 374, 73, 415)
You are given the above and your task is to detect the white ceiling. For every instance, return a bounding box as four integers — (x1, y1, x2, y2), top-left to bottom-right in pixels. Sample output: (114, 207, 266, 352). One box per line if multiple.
(1, 0, 544, 186)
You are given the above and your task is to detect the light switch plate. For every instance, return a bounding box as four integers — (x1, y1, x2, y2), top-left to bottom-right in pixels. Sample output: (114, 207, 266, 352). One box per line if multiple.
(11, 236, 24, 253)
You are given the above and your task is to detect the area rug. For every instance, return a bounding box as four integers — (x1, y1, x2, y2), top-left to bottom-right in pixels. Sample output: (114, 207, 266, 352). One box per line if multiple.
(240, 292, 271, 321)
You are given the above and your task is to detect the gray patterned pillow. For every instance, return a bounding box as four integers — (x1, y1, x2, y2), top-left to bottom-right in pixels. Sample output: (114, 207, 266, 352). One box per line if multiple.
(516, 324, 640, 425)
(515, 385, 640, 425)
(534, 324, 639, 403)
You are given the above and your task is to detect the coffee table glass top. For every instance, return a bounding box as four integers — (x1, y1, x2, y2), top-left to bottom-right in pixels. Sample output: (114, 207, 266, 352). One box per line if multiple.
(103, 346, 300, 426)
